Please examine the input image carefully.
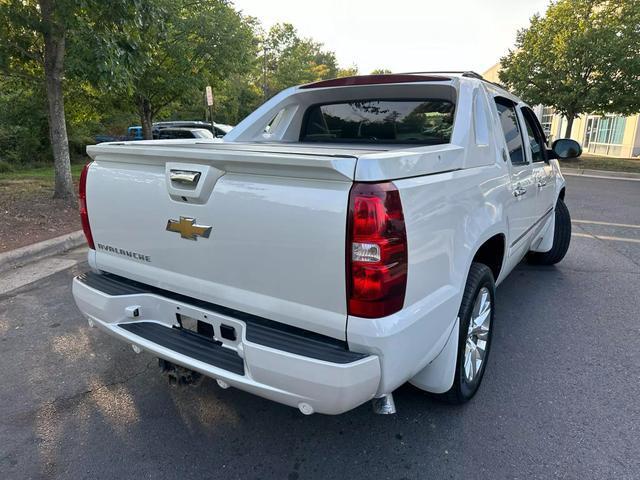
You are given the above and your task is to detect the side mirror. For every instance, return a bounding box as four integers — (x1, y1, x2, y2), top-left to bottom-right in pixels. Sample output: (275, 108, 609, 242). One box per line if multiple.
(550, 138, 582, 159)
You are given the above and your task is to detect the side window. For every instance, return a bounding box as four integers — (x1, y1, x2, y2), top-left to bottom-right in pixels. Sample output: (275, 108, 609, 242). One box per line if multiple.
(263, 108, 285, 134)
(520, 107, 547, 162)
(494, 97, 525, 164)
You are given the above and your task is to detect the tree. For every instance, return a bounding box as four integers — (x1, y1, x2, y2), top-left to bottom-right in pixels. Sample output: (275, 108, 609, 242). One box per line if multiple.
(499, 0, 640, 137)
(0, 0, 144, 200)
(0, 0, 74, 198)
(370, 68, 392, 74)
(260, 23, 342, 98)
(116, 0, 256, 139)
(337, 66, 359, 77)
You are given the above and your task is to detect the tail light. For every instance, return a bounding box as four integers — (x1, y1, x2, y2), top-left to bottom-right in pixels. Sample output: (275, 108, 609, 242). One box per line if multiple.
(79, 162, 95, 250)
(347, 182, 407, 318)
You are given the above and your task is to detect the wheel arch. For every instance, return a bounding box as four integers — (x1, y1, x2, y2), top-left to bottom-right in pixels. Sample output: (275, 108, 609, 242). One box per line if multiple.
(471, 233, 506, 282)
(559, 186, 566, 201)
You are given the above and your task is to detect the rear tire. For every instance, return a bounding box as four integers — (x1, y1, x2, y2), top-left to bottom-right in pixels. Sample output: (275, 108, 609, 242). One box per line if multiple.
(528, 198, 571, 265)
(435, 263, 495, 404)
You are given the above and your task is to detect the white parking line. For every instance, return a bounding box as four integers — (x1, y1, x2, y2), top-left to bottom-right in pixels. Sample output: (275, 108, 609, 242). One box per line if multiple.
(572, 232, 640, 244)
(563, 172, 640, 182)
(573, 220, 640, 229)
(0, 257, 79, 295)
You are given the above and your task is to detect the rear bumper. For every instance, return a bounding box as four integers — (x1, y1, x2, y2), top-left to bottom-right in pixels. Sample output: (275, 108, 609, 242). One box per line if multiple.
(72, 271, 380, 415)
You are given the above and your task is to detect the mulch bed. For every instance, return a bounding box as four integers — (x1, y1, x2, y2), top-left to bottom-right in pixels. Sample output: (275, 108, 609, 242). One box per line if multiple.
(0, 180, 81, 253)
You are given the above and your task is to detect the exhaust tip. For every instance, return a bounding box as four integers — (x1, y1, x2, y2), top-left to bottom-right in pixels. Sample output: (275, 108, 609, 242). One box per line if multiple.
(372, 393, 396, 415)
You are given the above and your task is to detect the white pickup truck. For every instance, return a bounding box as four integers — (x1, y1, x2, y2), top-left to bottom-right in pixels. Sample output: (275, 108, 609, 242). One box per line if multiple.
(72, 72, 581, 415)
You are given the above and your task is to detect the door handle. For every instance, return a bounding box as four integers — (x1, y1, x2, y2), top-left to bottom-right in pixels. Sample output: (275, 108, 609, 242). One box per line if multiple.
(170, 170, 201, 186)
(513, 186, 527, 197)
(537, 178, 548, 188)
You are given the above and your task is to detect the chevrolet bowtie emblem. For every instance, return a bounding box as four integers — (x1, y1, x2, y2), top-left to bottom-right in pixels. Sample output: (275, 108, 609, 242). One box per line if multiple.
(166, 217, 212, 241)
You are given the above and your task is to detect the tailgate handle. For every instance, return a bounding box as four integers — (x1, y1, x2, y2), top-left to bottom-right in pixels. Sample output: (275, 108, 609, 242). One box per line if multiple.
(170, 170, 201, 186)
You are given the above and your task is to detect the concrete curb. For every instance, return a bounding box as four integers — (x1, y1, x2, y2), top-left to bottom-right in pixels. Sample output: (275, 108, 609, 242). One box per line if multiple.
(0, 230, 85, 273)
(562, 167, 640, 180)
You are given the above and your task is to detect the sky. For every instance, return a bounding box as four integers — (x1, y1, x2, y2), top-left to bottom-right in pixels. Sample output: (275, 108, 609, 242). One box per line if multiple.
(232, 0, 551, 76)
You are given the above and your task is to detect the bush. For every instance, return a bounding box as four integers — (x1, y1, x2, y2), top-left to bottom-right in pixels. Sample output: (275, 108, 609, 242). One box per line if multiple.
(0, 123, 50, 167)
(0, 160, 13, 173)
(0, 78, 51, 169)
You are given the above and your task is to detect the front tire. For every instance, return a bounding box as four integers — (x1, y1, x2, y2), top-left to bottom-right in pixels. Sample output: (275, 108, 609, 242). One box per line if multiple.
(528, 198, 571, 265)
(436, 263, 495, 404)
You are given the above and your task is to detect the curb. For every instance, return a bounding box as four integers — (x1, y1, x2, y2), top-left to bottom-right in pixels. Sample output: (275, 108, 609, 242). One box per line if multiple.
(0, 230, 85, 273)
(562, 167, 640, 181)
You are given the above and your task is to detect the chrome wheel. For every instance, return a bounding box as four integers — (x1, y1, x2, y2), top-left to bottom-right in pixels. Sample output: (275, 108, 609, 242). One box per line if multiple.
(463, 286, 491, 384)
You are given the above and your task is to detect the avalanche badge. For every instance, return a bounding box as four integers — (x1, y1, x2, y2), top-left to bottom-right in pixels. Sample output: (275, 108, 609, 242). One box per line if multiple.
(166, 217, 212, 241)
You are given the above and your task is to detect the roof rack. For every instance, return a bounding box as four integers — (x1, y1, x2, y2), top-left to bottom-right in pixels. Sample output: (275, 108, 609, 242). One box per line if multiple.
(398, 70, 483, 78)
(398, 70, 508, 89)
(460, 71, 485, 80)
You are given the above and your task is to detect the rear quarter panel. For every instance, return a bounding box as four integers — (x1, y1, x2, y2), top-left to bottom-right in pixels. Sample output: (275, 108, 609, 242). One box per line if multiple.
(347, 164, 511, 393)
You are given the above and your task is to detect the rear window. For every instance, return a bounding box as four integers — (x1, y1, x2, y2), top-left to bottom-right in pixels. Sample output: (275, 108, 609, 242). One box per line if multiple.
(301, 99, 455, 145)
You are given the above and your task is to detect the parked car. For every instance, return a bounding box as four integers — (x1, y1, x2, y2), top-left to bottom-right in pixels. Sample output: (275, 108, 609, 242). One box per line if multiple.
(127, 126, 144, 140)
(156, 128, 215, 140)
(95, 126, 144, 144)
(73, 72, 581, 415)
(153, 121, 232, 138)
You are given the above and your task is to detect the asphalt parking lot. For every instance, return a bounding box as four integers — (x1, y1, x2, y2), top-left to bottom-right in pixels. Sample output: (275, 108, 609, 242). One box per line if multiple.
(1, 174, 639, 480)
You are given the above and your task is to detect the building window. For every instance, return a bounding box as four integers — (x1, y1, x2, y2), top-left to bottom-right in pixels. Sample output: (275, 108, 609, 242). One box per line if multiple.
(584, 116, 626, 156)
(540, 107, 554, 139)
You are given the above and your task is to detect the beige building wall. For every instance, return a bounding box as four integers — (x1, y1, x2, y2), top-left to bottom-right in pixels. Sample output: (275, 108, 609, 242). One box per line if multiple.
(483, 63, 502, 83)
(551, 114, 640, 158)
(482, 63, 640, 158)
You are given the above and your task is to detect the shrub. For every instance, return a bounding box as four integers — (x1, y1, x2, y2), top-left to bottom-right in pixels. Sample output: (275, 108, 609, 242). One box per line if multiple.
(0, 160, 13, 173)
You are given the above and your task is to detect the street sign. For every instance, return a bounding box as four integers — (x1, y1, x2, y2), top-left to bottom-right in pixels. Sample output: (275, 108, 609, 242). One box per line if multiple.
(205, 86, 214, 106)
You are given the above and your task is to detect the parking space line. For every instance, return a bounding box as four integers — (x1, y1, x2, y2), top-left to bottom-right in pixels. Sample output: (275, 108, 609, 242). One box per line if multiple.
(563, 173, 640, 182)
(0, 257, 79, 295)
(573, 220, 640, 229)
(572, 232, 640, 244)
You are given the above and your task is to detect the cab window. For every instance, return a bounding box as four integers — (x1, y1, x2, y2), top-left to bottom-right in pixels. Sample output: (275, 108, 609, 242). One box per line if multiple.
(301, 99, 455, 145)
(520, 107, 547, 162)
(494, 97, 525, 164)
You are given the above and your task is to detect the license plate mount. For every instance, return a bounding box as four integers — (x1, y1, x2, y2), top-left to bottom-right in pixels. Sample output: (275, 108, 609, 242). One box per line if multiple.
(177, 314, 215, 340)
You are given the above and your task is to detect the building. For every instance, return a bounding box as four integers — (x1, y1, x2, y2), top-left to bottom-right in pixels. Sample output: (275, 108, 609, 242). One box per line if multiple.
(483, 63, 640, 158)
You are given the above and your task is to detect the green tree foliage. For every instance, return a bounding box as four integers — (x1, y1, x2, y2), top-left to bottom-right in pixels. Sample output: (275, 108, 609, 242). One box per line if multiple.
(370, 68, 392, 74)
(0, 77, 50, 167)
(0, 0, 148, 199)
(114, 0, 257, 138)
(0, 4, 360, 182)
(259, 23, 342, 98)
(499, 0, 640, 137)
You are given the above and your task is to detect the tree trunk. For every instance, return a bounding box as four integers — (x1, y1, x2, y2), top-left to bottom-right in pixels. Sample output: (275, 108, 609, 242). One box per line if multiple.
(39, 0, 75, 201)
(139, 97, 153, 139)
(564, 116, 575, 139)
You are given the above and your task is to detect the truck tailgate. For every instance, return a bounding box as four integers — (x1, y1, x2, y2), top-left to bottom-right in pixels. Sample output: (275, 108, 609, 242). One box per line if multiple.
(85, 142, 357, 340)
